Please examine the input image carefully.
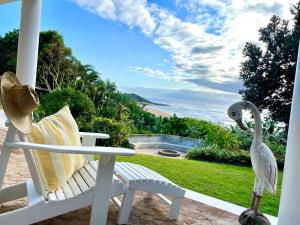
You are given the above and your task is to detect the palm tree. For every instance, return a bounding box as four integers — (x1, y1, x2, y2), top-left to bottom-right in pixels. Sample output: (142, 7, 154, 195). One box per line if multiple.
(76, 64, 101, 95)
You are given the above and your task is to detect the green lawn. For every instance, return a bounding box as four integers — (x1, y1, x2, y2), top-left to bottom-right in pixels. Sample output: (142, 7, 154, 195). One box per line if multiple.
(116, 154, 282, 217)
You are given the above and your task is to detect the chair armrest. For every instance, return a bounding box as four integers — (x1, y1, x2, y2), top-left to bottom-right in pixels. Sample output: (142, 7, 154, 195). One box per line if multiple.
(79, 132, 110, 139)
(4, 142, 135, 156)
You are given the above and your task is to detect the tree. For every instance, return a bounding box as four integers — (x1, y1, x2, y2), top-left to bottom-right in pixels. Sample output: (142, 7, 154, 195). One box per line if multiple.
(75, 64, 100, 97)
(37, 31, 81, 91)
(239, 3, 300, 127)
(0, 30, 19, 74)
(35, 88, 96, 130)
(0, 30, 101, 92)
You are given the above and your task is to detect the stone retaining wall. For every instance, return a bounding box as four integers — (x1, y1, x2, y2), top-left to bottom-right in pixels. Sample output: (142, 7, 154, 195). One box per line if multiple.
(129, 134, 203, 153)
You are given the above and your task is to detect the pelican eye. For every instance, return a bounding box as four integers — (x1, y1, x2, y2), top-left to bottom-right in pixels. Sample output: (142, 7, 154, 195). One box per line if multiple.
(231, 112, 236, 117)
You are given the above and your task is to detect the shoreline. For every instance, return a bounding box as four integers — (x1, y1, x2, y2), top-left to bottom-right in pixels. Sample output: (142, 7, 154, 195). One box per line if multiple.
(143, 105, 171, 118)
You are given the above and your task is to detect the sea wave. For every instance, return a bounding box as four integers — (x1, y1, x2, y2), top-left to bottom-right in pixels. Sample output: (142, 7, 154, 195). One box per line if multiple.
(147, 103, 234, 126)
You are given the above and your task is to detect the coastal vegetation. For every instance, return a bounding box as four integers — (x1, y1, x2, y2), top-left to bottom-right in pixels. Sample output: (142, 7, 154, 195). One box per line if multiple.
(186, 119, 286, 169)
(0, 28, 288, 167)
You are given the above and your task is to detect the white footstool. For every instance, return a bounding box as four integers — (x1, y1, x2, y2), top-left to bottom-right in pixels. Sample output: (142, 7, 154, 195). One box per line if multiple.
(114, 162, 186, 225)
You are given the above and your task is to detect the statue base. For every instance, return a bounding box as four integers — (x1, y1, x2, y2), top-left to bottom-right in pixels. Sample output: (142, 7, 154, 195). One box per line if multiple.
(239, 209, 271, 225)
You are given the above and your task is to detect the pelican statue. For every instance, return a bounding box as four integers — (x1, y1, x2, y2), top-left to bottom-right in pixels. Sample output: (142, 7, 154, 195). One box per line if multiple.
(227, 101, 278, 225)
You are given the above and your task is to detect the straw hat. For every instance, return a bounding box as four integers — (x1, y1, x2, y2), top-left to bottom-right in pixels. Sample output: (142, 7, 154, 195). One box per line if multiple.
(0, 72, 39, 134)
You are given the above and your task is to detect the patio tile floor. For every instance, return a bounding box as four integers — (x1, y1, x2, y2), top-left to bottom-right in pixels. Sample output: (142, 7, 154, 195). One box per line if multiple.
(0, 129, 239, 225)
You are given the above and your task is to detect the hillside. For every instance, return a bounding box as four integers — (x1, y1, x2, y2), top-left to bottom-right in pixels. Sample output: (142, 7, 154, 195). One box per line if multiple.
(124, 93, 168, 106)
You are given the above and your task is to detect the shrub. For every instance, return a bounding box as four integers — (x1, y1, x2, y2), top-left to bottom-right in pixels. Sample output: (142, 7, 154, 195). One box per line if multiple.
(183, 119, 240, 151)
(186, 145, 251, 166)
(34, 88, 96, 130)
(230, 119, 286, 168)
(158, 117, 240, 152)
(186, 144, 284, 169)
(91, 117, 134, 147)
(203, 124, 240, 151)
(230, 125, 253, 150)
(231, 119, 287, 152)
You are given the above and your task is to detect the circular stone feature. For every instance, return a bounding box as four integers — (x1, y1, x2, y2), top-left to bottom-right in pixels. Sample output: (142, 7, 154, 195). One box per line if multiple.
(158, 149, 181, 157)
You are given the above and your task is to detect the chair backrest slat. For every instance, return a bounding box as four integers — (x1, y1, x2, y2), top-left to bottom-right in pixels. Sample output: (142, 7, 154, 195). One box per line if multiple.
(0, 126, 16, 190)
(19, 133, 47, 199)
(81, 137, 95, 161)
(1, 125, 47, 199)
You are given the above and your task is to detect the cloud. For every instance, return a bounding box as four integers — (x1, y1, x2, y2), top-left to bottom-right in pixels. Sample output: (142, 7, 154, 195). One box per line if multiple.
(72, 0, 297, 92)
(128, 66, 175, 80)
(71, 0, 157, 35)
(184, 78, 243, 93)
(129, 66, 241, 95)
(190, 46, 224, 54)
(246, 2, 284, 15)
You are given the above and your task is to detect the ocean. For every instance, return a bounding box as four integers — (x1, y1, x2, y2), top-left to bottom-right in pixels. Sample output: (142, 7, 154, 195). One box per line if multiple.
(147, 97, 235, 126)
(120, 86, 246, 126)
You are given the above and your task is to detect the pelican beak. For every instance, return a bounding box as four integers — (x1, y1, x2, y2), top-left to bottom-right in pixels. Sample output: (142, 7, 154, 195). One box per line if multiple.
(235, 119, 247, 131)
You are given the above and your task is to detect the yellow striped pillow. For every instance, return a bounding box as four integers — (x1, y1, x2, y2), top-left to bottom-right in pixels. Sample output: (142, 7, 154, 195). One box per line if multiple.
(28, 105, 86, 192)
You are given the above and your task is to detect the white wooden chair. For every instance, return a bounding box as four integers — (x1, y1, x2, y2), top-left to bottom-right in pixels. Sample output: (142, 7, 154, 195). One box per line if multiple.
(114, 162, 186, 224)
(0, 124, 135, 225)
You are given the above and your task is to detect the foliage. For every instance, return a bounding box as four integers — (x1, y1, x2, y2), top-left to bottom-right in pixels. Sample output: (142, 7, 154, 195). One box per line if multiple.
(230, 121, 254, 150)
(186, 147, 284, 169)
(239, 3, 300, 127)
(91, 117, 134, 147)
(1, 27, 286, 165)
(155, 117, 240, 151)
(127, 102, 158, 133)
(0, 30, 18, 74)
(123, 93, 153, 104)
(37, 31, 77, 90)
(0, 28, 257, 151)
(200, 121, 240, 151)
(231, 119, 286, 166)
(75, 64, 101, 98)
(186, 144, 251, 166)
(231, 119, 287, 150)
(186, 118, 286, 168)
(117, 154, 282, 216)
(34, 88, 96, 130)
(124, 93, 167, 106)
(0, 30, 101, 93)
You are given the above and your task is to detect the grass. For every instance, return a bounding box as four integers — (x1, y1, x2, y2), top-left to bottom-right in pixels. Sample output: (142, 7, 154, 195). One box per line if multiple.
(116, 154, 282, 217)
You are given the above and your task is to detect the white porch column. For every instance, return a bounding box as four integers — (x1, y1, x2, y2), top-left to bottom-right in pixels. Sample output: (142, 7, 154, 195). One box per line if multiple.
(278, 41, 300, 225)
(16, 0, 42, 87)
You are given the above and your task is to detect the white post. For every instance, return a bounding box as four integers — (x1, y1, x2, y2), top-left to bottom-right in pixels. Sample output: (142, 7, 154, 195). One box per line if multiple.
(16, 0, 42, 87)
(278, 41, 300, 225)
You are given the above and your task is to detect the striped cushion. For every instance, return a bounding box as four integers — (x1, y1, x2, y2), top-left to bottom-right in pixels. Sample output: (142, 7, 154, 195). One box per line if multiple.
(28, 106, 86, 192)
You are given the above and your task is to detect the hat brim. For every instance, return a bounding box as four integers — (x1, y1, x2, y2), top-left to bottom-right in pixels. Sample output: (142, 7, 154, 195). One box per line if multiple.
(0, 72, 32, 134)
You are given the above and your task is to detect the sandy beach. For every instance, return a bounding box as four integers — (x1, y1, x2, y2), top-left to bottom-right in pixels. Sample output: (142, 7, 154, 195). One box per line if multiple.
(143, 105, 171, 118)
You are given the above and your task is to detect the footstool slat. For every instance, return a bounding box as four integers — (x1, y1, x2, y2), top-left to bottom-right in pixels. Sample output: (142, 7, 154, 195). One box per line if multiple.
(115, 162, 185, 225)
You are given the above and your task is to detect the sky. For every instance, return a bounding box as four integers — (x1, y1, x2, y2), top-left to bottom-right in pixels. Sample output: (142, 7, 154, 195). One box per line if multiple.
(0, 0, 297, 122)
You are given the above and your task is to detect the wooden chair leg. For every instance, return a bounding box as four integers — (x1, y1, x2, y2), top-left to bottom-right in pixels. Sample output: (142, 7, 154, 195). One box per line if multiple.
(169, 197, 183, 220)
(118, 190, 135, 225)
(90, 156, 116, 225)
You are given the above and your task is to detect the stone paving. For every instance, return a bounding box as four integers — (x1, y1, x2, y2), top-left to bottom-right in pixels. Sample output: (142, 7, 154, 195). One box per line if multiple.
(0, 129, 239, 225)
